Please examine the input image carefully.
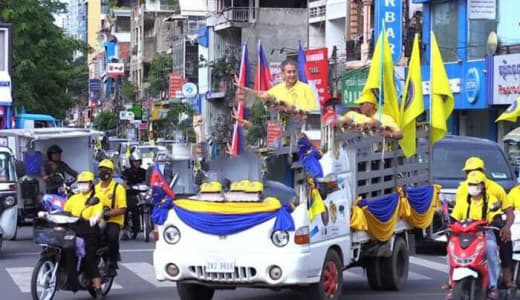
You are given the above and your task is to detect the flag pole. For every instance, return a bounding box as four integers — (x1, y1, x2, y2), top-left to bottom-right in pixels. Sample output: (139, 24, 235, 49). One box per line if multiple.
(429, 31, 433, 144)
(378, 20, 385, 122)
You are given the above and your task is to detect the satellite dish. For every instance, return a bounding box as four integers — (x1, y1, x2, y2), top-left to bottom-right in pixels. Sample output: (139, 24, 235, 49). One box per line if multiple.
(487, 32, 498, 56)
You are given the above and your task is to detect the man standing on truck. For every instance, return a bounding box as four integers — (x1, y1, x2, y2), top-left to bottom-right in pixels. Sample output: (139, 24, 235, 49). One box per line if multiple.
(455, 157, 515, 288)
(339, 93, 403, 139)
(234, 58, 318, 113)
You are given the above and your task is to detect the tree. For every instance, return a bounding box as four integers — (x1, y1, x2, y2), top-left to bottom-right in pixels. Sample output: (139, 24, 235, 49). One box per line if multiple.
(122, 80, 137, 102)
(146, 52, 172, 98)
(0, 0, 88, 119)
(93, 111, 117, 131)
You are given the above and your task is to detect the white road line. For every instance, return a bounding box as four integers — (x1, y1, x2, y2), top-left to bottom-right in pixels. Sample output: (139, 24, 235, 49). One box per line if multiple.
(344, 269, 431, 281)
(121, 262, 175, 288)
(6, 267, 33, 293)
(7, 248, 154, 257)
(410, 256, 449, 274)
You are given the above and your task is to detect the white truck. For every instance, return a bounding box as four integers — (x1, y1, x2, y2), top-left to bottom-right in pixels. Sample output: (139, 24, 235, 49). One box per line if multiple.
(153, 125, 431, 300)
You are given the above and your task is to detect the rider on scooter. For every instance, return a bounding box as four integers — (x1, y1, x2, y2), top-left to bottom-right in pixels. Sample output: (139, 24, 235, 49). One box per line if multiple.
(450, 170, 502, 300)
(63, 171, 103, 295)
(121, 152, 146, 240)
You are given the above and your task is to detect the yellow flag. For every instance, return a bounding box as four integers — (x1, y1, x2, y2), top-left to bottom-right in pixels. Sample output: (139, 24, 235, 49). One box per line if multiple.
(399, 35, 424, 158)
(496, 97, 520, 122)
(361, 29, 400, 124)
(430, 32, 454, 145)
(308, 188, 326, 222)
(125, 141, 131, 158)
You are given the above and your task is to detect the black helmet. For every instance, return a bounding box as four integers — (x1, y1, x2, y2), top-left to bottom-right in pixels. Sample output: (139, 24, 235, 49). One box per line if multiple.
(47, 145, 62, 160)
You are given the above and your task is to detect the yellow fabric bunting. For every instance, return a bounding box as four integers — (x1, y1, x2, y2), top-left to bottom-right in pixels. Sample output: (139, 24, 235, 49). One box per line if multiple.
(350, 197, 368, 231)
(363, 203, 400, 242)
(405, 184, 442, 229)
(174, 197, 281, 214)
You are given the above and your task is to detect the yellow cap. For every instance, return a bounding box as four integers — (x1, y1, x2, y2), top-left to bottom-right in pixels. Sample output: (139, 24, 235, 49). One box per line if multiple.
(466, 170, 486, 184)
(77, 171, 95, 182)
(98, 159, 114, 170)
(200, 181, 222, 193)
(462, 157, 485, 171)
(354, 93, 378, 106)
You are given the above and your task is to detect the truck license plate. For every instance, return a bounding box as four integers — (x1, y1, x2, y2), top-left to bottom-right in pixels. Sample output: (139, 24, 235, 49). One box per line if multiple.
(205, 257, 235, 273)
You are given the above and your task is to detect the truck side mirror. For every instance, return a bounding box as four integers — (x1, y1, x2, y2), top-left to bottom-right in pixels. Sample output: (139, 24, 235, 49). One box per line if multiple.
(15, 160, 26, 178)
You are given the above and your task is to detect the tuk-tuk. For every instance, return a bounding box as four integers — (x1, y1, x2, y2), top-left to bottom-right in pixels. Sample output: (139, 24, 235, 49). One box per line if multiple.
(0, 128, 103, 232)
(0, 145, 20, 246)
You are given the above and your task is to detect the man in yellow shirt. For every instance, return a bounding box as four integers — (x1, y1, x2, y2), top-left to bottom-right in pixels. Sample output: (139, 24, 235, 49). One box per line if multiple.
(339, 93, 402, 139)
(64, 171, 103, 294)
(234, 59, 318, 112)
(455, 157, 515, 288)
(450, 171, 501, 299)
(95, 159, 126, 276)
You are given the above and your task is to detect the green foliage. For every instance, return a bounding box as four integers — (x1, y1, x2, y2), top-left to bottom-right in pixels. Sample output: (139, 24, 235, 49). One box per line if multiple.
(247, 99, 268, 145)
(154, 102, 193, 137)
(146, 52, 172, 98)
(93, 111, 117, 131)
(122, 80, 137, 102)
(0, 0, 88, 119)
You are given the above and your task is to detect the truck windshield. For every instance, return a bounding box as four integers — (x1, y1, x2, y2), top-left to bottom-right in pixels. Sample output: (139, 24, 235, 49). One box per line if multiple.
(433, 143, 512, 181)
(0, 152, 15, 182)
(136, 147, 159, 159)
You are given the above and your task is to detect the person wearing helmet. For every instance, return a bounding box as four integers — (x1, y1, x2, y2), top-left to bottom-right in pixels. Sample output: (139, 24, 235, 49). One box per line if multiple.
(95, 159, 126, 276)
(43, 144, 78, 194)
(449, 171, 502, 300)
(63, 171, 103, 295)
(121, 152, 146, 240)
(454, 157, 515, 288)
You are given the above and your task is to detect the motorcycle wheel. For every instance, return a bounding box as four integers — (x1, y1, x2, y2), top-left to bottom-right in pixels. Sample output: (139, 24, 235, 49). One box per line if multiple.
(143, 211, 151, 243)
(31, 257, 58, 300)
(451, 278, 479, 300)
(88, 259, 114, 298)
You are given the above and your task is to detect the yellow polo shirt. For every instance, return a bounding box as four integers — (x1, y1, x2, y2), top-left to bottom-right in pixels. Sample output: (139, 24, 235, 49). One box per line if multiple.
(64, 192, 103, 220)
(371, 111, 400, 131)
(456, 178, 512, 211)
(267, 81, 318, 112)
(340, 111, 372, 125)
(95, 179, 127, 227)
(451, 193, 502, 223)
(507, 185, 520, 210)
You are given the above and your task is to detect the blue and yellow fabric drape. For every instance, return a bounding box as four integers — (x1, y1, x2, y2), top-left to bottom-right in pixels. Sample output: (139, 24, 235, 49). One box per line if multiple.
(403, 184, 441, 229)
(357, 194, 402, 242)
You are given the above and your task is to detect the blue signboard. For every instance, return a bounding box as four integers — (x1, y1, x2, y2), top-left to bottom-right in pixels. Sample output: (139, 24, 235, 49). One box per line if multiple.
(374, 0, 403, 63)
(89, 79, 101, 100)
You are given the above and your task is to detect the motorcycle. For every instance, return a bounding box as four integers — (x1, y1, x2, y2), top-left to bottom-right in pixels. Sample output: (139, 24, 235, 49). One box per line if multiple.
(31, 198, 115, 300)
(131, 184, 153, 242)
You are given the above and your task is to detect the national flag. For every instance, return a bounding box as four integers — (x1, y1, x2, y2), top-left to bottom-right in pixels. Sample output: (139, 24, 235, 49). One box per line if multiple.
(230, 43, 249, 156)
(150, 163, 175, 199)
(496, 97, 520, 122)
(254, 40, 272, 91)
(309, 187, 326, 222)
(399, 34, 424, 158)
(230, 101, 244, 155)
(297, 42, 309, 83)
(361, 29, 400, 123)
(430, 32, 454, 145)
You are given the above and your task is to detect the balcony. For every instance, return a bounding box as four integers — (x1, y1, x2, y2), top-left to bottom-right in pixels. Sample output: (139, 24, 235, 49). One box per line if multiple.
(215, 7, 257, 31)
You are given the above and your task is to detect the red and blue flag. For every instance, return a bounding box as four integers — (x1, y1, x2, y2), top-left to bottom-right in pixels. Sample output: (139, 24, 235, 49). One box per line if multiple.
(150, 164, 175, 199)
(254, 40, 272, 91)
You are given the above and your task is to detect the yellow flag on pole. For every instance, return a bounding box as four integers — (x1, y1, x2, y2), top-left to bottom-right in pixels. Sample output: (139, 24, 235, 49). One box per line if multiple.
(430, 32, 454, 145)
(361, 29, 400, 124)
(496, 97, 520, 123)
(399, 35, 424, 158)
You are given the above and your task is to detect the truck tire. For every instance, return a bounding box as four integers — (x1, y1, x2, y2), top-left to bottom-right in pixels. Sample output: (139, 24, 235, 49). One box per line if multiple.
(380, 237, 409, 290)
(306, 249, 343, 300)
(177, 282, 214, 300)
(366, 257, 383, 290)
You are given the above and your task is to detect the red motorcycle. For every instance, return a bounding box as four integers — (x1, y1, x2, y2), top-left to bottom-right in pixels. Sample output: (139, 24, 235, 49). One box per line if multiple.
(447, 219, 498, 300)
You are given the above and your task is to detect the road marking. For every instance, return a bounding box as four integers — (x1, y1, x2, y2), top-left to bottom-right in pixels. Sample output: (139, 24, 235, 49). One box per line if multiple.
(121, 262, 175, 288)
(6, 267, 33, 293)
(408, 271, 431, 280)
(410, 256, 448, 274)
(344, 269, 431, 281)
(7, 248, 154, 257)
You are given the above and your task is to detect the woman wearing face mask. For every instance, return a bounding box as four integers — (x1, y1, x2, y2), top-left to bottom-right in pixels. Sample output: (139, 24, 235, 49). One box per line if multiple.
(449, 171, 502, 300)
(63, 171, 103, 295)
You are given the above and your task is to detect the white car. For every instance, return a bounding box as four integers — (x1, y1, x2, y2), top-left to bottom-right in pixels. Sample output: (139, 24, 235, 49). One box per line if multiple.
(133, 145, 168, 169)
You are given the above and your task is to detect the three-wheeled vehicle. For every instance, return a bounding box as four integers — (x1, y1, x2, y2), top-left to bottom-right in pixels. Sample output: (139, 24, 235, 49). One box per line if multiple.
(0, 144, 21, 247)
(0, 128, 103, 231)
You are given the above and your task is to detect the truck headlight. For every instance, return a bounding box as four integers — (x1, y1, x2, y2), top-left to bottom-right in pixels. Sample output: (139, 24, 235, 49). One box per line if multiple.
(163, 226, 181, 245)
(271, 231, 289, 247)
(3, 195, 16, 207)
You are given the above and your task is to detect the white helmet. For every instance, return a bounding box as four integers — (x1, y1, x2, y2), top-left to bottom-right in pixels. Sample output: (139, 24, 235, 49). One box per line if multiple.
(130, 152, 142, 161)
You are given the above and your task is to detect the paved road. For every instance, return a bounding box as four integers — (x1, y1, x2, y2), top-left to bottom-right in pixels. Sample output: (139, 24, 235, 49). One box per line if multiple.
(0, 227, 449, 300)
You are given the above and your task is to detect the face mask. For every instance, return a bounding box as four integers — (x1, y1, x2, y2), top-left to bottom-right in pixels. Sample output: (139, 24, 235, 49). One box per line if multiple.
(468, 185, 482, 197)
(78, 183, 91, 193)
(99, 170, 112, 181)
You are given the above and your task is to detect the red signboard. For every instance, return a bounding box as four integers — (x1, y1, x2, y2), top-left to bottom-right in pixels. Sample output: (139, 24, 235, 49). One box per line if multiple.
(266, 120, 282, 147)
(169, 73, 184, 99)
(107, 63, 125, 78)
(305, 48, 331, 106)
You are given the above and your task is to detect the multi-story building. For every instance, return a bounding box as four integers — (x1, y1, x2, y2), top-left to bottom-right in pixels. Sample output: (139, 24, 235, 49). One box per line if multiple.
(308, 0, 347, 57)
(65, 0, 87, 42)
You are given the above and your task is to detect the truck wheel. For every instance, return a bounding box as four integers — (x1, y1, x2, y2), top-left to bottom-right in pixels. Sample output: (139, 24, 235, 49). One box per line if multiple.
(306, 249, 343, 300)
(177, 282, 214, 300)
(366, 257, 383, 290)
(380, 237, 409, 290)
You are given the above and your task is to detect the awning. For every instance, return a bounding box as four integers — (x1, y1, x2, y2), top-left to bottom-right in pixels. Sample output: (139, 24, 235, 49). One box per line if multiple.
(503, 127, 520, 143)
(0, 71, 13, 105)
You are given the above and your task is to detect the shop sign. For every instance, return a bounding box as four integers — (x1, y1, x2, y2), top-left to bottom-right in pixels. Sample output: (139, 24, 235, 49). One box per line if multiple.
(489, 53, 520, 105)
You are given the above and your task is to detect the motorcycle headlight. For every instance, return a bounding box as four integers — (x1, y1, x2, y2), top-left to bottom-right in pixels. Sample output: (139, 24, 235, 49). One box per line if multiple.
(3, 195, 16, 207)
(163, 226, 181, 245)
(271, 231, 289, 247)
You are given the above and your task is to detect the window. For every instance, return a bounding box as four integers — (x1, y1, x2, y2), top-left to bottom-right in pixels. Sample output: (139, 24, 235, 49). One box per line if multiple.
(431, 1, 459, 62)
(0, 153, 15, 182)
(468, 19, 496, 60)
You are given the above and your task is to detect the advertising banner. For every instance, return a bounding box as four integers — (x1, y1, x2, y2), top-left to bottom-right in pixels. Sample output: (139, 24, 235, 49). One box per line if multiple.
(304, 48, 331, 105)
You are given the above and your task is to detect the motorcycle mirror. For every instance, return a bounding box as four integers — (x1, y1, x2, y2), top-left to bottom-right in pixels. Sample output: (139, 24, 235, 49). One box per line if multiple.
(87, 197, 100, 206)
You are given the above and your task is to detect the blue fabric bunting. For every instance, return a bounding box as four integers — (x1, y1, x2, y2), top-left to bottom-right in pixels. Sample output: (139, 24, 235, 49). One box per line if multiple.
(151, 196, 173, 225)
(298, 136, 323, 179)
(273, 204, 295, 232)
(404, 185, 434, 214)
(358, 193, 399, 223)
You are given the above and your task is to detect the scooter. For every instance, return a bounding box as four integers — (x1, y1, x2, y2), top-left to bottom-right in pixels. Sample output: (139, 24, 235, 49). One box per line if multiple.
(131, 184, 153, 242)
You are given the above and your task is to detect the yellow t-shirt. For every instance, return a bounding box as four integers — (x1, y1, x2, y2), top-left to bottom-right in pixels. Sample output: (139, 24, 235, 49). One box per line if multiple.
(507, 185, 520, 210)
(456, 178, 512, 211)
(267, 81, 318, 112)
(371, 111, 400, 131)
(451, 193, 502, 223)
(340, 111, 373, 125)
(95, 180, 127, 227)
(64, 192, 103, 220)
